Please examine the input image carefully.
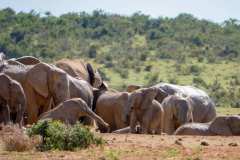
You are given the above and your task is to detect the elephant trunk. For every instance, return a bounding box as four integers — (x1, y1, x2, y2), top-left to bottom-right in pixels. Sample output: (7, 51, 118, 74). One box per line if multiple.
(84, 105, 110, 131)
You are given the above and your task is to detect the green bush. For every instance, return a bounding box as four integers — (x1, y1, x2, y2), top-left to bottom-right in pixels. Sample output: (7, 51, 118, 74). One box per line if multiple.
(27, 120, 104, 151)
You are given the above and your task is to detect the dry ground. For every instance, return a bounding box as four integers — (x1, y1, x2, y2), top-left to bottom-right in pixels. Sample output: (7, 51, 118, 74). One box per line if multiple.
(0, 133, 240, 160)
(0, 107, 239, 160)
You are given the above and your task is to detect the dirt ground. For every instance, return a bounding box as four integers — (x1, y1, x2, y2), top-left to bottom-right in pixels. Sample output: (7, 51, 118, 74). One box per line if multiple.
(0, 133, 240, 160)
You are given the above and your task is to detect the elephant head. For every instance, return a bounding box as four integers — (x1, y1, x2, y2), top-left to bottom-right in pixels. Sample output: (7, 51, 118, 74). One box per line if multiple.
(162, 95, 193, 134)
(209, 116, 240, 136)
(26, 62, 70, 106)
(172, 97, 193, 127)
(128, 87, 159, 112)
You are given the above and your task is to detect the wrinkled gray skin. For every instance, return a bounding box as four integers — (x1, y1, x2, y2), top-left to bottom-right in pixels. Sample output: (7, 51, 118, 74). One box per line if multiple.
(0, 73, 26, 126)
(153, 83, 216, 123)
(0, 96, 10, 125)
(128, 87, 164, 134)
(39, 98, 110, 130)
(0, 62, 94, 124)
(175, 115, 240, 136)
(161, 95, 193, 134)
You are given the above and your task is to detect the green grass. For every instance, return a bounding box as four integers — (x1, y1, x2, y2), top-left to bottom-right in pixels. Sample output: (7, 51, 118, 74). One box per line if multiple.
(216, 107, 240, 116)
(96, 59, 239, 90)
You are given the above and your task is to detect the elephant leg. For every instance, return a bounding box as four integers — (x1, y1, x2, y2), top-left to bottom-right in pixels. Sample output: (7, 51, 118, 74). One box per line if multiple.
(15, 104, 23, 127)
(25, 87, 39, 124)
(141, 117, 150, 134)
(27, 102, 39, 124)
(163, 118, 176, 135)
(129, 112, 138, 133)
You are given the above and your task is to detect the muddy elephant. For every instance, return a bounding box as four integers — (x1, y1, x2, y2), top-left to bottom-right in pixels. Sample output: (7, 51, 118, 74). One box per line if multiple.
(95, 90, 130, 132)
(128, 87, 164, 134)
(39, 98, 109, 129)
(175, 115, 240, 136)
(153, 83, 216, 123)
(161, 95, 193, 134)
(1, 62, 95, 124)
(0, 96, 10, 125)
(0, 73, 26, 126)
(55, 59, 104, 88)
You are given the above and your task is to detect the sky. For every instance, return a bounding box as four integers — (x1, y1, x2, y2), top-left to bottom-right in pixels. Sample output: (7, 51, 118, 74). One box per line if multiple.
(0, 0, 239, 23)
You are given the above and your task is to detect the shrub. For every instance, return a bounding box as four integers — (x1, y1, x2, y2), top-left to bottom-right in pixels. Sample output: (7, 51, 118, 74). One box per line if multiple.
(193, 77, 207, 88)
(0, 125, 40, 152)
(27, 120, 104, 151)
(189, 65, 201, 76)
(146, 72, 160, 86)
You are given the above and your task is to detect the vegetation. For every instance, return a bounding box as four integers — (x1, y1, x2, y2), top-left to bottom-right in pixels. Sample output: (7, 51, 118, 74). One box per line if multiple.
(0, 124, 40, 152)
(27, 120, 104, 151)
(0, 8, 239, 107)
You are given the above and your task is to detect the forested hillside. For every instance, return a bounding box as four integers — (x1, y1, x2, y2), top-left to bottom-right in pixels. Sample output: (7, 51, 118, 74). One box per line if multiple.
(0, 8, 240, 107)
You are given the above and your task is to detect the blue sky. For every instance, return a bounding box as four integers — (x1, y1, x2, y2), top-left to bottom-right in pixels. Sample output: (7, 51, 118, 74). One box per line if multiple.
(0, 0, 239, 23)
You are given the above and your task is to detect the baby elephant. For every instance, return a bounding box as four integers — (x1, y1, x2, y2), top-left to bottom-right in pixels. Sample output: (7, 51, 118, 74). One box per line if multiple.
(175, 115, 240, 136)
(129, 87, 164, 134)
(161, 95, 193, 134)
(0, 73, 26, 127)
(39, 98, 110, 130)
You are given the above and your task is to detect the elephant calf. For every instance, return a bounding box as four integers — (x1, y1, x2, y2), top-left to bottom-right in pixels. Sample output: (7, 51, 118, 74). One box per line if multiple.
(39, 98, 110, 130)
(129, 87, 164, 134)
(161, 95, 193, 135)
(174, 115, 240, 136)
(0, 73, 26, 127)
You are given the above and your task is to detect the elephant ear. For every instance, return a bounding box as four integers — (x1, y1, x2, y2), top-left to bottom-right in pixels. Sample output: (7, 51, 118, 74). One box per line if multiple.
(141, 87, 158, 110)
(209, 116, 232, 136)
(27, 63, 49, 98)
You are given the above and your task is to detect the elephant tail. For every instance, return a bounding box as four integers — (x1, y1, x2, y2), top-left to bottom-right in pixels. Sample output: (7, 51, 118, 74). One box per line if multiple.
(86, 63, 95, 86)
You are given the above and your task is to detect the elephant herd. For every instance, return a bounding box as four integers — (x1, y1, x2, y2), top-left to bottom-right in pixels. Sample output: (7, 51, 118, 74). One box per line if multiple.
(0, 53, 239, 136)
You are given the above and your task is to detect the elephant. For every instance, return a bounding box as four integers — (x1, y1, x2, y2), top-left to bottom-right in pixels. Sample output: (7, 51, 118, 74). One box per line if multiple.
(0, 96, 10, 125)
(174, 115, 240, 136)
(0, 73, 26, 126)
(95, 90, 130, 132)
(153, 83, 216, 123)
(55, 59, 104, 88)
(161, 95, 193, 134)
(128, 87, 164, 134)
(0, 62, 95, 124)
(39, 98, 110, 129)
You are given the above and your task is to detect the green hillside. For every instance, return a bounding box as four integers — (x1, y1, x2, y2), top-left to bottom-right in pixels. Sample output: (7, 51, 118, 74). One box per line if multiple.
(0, 8, 240, 108)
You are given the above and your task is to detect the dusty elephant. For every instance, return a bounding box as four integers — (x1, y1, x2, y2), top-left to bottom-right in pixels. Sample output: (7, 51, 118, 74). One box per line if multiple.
(128, 87, 164, 134)
(0, 73, 26, 126)
(0, 96, 10, 125)
(39, 98, 110, 129)
(161, 95, 193, 134)
(95, 90, 130, 132)
(1, 62, 95, 124)
(175, 115, 240, 136)
(55, 59, 104, 88)
(153, 83, 216, 123)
